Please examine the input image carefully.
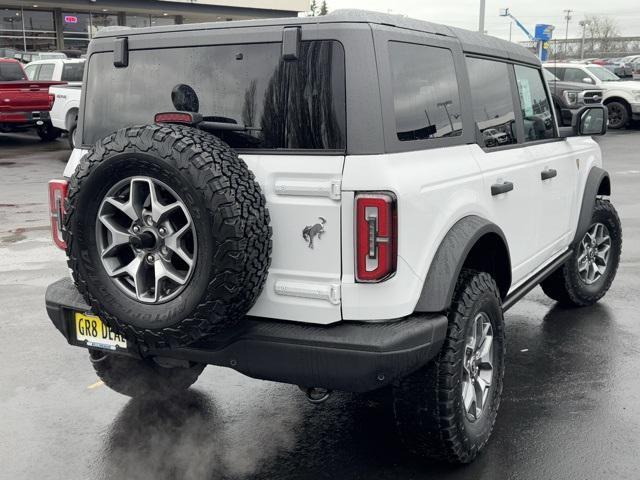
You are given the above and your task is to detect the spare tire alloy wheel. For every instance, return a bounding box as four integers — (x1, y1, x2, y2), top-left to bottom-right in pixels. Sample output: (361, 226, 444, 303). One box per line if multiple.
(65, 124, 272, 348)
(96, 176, 197, 303)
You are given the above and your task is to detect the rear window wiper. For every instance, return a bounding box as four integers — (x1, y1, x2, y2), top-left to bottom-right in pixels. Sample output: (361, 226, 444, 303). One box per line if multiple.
(154, 111, 261, 133)
(198, 120, 261, 133)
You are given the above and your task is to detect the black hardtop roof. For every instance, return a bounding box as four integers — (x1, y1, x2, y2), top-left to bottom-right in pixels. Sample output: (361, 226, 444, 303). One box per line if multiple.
(94, 9, 539, 66)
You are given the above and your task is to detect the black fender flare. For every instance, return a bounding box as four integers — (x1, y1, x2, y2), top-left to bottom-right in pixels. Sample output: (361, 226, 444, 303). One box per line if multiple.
(415, 216, 511, 312)
(572, 166, 610, 244)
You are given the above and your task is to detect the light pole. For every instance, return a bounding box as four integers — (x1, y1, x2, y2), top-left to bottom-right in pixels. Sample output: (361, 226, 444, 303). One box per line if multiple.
(437, 100, 455, 133)
(563, 9, 572, 58)
(478, 0, 486, 33)
(579, 20, 590, 60)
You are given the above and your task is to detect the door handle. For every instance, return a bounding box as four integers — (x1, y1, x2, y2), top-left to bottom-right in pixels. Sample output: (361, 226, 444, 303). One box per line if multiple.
(541, 168, 558, 181)
(491, 181, 514, 196)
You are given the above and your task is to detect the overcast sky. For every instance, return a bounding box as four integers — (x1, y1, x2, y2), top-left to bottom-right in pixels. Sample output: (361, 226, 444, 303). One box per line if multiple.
(324, 0, 640, 41)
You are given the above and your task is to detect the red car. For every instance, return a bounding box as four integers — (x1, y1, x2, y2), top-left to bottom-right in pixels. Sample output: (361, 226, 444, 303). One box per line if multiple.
(0, 58, 64, 140)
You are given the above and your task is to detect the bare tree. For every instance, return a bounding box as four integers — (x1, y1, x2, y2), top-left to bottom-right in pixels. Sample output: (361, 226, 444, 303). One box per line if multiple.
(584, 15, 620, 53)
(309, 0, 317, 16)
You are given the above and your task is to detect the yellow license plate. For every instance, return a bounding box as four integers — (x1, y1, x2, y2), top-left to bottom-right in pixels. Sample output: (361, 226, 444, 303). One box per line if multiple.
(75, 312, 127, 350)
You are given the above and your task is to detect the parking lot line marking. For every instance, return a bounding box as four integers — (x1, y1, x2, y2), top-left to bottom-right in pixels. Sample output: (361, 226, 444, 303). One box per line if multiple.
(87, 380, 104, 390)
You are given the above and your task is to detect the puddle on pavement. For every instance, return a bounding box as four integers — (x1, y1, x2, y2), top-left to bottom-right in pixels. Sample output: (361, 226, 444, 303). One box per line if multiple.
(1, 226, 50, 244)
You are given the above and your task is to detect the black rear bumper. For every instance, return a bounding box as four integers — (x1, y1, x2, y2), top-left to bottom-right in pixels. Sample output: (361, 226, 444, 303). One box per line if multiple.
(45, 278, 448, 393)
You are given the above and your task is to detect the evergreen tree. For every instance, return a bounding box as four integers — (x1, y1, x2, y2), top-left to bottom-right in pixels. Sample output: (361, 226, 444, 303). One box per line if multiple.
(319, 1, 328, 16)
(310, 0, 317, 16)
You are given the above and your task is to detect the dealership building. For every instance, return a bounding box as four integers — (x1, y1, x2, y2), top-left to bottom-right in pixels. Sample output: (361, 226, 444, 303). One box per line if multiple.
(1, 0, 307, 54)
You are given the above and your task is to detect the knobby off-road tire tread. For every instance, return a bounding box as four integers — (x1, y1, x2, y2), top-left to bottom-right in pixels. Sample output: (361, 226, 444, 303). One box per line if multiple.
(89, 350, 204, 398)
(64, 124, 272, 349)
(541, 199, 621, 307)
(393, 270, 505, 464)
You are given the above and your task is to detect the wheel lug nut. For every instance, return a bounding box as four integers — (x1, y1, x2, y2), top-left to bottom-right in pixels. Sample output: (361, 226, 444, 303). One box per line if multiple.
(158, 227, 167, 236)
(132, 225, 140, 234)
(146, 254, 155, 263)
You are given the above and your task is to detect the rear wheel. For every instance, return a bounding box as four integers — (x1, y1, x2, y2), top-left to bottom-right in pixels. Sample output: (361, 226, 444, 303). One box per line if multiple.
(392, 270, 505, 463)
(541, 199, 621, 306)
(36, 121, 61, 141)
(606, 101, 629, 129)
(67, 122, 77, 149)
(89, 350, 204, 398)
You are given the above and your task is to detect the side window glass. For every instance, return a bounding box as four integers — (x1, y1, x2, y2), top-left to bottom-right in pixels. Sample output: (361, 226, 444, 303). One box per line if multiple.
(514, 65, 555, 142)
(564, 68, 589, 83)
(37, 63, 55, 80)
(24, 64, 38, 80)
(465, 57, 517, 148)
(388, 41, 463, 141)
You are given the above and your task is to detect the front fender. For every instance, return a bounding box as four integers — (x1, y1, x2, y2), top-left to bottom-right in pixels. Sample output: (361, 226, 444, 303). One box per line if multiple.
(573, 166, 610, 244)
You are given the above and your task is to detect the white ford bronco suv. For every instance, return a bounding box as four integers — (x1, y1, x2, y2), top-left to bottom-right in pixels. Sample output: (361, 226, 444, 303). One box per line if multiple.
(45, 11, 621, 464)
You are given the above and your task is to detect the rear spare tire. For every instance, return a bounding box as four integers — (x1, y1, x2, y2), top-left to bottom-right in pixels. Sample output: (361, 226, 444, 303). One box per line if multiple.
(64, 124, 271, 348)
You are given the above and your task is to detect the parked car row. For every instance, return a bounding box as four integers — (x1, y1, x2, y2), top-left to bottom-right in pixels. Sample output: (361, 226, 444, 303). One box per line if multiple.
(1, 55, 85, 142)
(0, 57, 65, 140)
(544, 62, 640, 129)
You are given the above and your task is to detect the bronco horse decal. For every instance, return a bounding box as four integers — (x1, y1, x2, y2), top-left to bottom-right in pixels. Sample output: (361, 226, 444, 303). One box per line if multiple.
(302, 217, 326, 249)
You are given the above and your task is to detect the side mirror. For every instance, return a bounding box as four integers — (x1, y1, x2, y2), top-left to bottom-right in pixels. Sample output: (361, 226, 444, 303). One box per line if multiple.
(582, 77, 594, 84)
(559, 105, 607, 138)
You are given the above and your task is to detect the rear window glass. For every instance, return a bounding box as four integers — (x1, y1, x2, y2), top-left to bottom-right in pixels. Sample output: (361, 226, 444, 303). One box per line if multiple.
(62, 62, 84, 82)
(83, 41, 346, 150)
(388, 42, 463, 141)
(0, 62, 26, 81)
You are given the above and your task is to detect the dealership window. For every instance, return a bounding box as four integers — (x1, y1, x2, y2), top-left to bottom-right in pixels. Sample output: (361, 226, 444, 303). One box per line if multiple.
(125, 15, 151, 29)
(62, 12, 90, 51)
(1, 8, 56, 52)
(388, 41, 463, 141)
(151, 15, 179, 26)
(90, 13, 118, 35)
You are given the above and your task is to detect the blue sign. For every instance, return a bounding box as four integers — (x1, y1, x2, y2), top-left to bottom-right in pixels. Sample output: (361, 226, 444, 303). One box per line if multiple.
(535, 24, 554, 41)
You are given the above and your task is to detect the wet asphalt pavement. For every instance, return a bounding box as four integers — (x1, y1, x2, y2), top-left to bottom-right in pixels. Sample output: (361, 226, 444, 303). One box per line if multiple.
(1, 130, 639, 480)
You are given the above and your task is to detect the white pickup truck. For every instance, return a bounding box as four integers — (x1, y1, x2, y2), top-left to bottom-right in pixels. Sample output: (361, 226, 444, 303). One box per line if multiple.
(49, 83, 81, 148)
(29, 59, 85, 147)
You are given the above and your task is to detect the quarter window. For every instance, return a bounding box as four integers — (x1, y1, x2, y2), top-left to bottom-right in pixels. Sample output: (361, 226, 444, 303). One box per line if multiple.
(37, 63, 55, 80)
(514, 65, 555, 142)
(388, 42, 463, 141)
(466, 57, 517, 148)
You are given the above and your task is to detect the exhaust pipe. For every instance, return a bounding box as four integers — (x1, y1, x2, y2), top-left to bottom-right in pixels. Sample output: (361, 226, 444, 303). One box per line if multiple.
(301, 386, 332, 404)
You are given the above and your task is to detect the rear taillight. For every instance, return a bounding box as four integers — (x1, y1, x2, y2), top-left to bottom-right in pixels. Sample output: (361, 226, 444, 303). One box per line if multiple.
(48, 93, 55, 110)
(48, 179, 68, 250)
(154, 112, 196, 124)
(355, 192, 397, 282)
